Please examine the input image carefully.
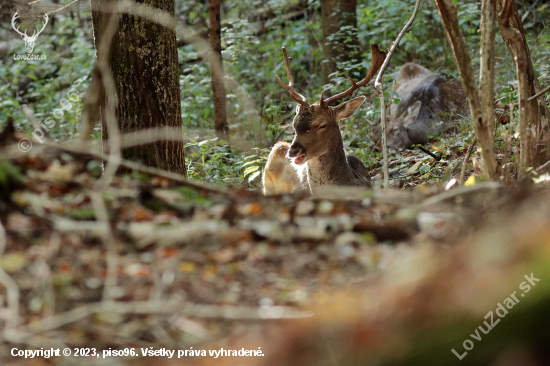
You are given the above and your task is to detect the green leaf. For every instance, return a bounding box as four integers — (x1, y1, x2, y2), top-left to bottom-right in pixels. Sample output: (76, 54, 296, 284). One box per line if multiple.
(248, 170, 261, 182)
(243, 165, 259, 175)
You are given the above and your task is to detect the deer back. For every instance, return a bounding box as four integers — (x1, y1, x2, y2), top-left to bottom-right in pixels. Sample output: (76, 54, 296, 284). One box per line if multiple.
(376, 63, 468, 150)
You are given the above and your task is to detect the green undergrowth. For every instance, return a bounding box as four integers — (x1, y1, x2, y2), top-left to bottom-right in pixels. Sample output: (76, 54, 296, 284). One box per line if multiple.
(0, 0, 548, 192)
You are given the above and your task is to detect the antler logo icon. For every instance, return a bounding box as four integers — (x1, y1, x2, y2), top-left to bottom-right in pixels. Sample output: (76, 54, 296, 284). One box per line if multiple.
(11, 11, 49, 54)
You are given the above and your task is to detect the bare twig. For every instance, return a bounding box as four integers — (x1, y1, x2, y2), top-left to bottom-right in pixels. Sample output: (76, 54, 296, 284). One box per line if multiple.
(90, 192, 118, 300)
(34, 141, 231, 197)
(92, 3, 122, 190)
(416, 146, 442, 161)
(374, 0, 421, 188)
(21, 105, 53, 140)
(47, 0, 81, 15)
(503, 84, 550, 108)
(460, 137, 477, 184)
(528, 84, 550, 102)
(53, 218, 228, 248)
(479, 0, 497, 146)
(118, 127, 188, 149)
(3, 301, 310, 342)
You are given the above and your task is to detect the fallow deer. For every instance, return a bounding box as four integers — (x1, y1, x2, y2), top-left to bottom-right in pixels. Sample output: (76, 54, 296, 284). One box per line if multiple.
(373, 62, 468, 151)
(263, 44, 386, 195)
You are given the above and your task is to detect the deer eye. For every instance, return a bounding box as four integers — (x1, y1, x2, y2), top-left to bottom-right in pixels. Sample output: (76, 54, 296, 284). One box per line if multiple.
(318, 125, 327, 130)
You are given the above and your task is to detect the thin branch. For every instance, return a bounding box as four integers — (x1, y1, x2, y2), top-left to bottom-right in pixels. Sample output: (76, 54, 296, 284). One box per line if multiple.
(374, 0, 421, 188)
(503, 84, 550, 108)
(91, 3, 123, 190)
(416, 146, 442, 161)
(528, 84, 550, 102)
(90, 192, 118, 300)
(118, 127, 187, 149)
(379, 87, 389, 188)
(460, 138, 477, 183)
(33, 141, 231, 197)
(374, 0, 421, 88)
(3, 301, 311, 342)
(536, 158, 550, 173)
(47, 0, 81, 15)
(479, 0, 497, 145)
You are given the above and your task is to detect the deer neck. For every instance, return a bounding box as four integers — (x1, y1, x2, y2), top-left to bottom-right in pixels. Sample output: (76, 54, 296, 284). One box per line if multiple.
(306, 139, 353, 190)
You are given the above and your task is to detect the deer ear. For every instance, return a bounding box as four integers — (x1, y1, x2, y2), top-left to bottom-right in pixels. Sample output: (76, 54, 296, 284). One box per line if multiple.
(403, 101, 421, 125)
(334, 96, 366, 121)
(295, 104, 301, 114)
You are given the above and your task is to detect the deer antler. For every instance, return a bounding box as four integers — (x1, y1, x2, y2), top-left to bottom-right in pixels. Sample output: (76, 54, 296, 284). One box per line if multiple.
(11, 11, 27, 37)
(11, 11, 49, 38)
(320, 44, 386, 108)
(276, 47, 309, 106)
(31, 13, 49, 38)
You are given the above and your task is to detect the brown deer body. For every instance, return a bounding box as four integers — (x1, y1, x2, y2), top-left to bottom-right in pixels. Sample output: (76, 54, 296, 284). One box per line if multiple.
(263, 45, 386, 195)
(286, 98, 373, 194)
(375, 63, 468, 150)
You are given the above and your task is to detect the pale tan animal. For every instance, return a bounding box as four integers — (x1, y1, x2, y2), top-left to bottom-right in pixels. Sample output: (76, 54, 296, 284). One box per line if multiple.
(262, 141, 307, 195)
(262, 44, 386, 195)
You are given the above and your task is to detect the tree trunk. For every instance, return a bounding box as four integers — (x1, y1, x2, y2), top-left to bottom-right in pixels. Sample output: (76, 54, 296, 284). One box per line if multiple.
(495, 0, 550, 169)
(498, 0, 530, 177)
(321, 0, 359, 87)
(91, 0, 186, 176)
(433, 0, 498, 179)
(209, 0, 229, 139)
(479, 0, 497, 169)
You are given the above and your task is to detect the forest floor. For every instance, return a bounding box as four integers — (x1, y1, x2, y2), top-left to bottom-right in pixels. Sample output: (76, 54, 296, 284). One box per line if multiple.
(1, 125, 550, 365)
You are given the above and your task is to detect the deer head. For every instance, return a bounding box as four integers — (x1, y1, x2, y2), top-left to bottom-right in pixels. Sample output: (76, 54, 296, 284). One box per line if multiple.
(277, 44, 386, 166)
(371, 64, 468, 151)
(12, 11, 49, 54)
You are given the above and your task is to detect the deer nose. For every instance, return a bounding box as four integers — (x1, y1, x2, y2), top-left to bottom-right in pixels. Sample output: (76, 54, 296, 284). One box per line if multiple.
(288, 143, 304, 158)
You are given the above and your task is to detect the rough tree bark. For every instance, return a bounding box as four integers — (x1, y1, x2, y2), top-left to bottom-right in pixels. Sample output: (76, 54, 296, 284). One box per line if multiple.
(321, 0, 359, 86)
(91, 0, 186, 176)
(479, 0, 497, 161)
(208, 0, 229, 139)
(498, 0, 530, 177)
(433, 0, 498, 179)
(495, 0, 550, 169)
